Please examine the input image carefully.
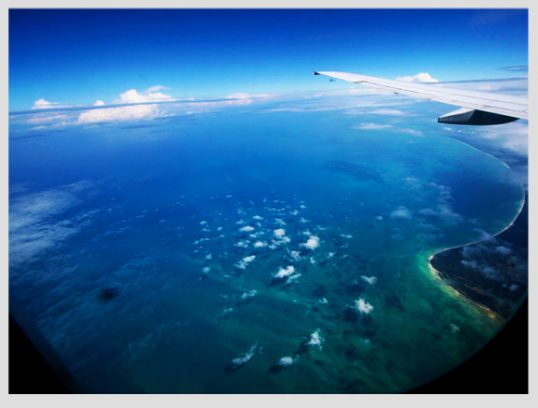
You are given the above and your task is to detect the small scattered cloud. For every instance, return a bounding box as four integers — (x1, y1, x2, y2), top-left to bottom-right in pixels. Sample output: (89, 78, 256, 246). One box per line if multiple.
(353, 122, 422, 136)
(370, 108, 405, 116)
(396, 72, 439, 83)
(273, 265, 296, 279)
(226, 92, 272, 105)
(225, 343, 259, 372)
(400, 128, 423, 137)
(307, 328, 324, 349)
(94, 100, 105, 106)
(390, 206, 412, 219)
(32, 98, 70, 110)
(353, 122, 393, 130)
(235, 255, 256, 270)
(275, 356, 295, 367)
(500, 65, 528, 73)
(361, 275, 377, 285)
(301, 235, 320, 250)
(355, 298, 374, 314)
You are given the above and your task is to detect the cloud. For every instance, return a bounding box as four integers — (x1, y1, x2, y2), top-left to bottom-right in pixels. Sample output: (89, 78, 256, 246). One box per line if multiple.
(276, 356, 295, 367)
(32, 98, 70, 110)
(355, 298, 374, 314)
(301, 235, 320, 250)
(495, 245, 513, 255)
(500, 65, 528, 73)
(409, 181, 463, 225)
(226, 343, 259, 372)
(361, 275, 377, 285)
(239, 289, 257, 301)
(353, 122, 422, 136)
(253, 240, 267, 248)
(77, 104, 161, 124)
(26, 113, 70, 125)
(94, 100, 105, 106)
(119, 86, 175, 104)
(274, 265, 296, 279)
(307, 329, 324, 349)
(235, 255, 256, 270)
(146, 85, 167, 93)
(390, 206, 412, 219)
(396, 72, 439, 83)
(370, 108, 405, 116)
(400, 128, 423, 137)
(10, 181, 94, 265)
(475, 121, 528, 157)
(354, 122, 393, 130)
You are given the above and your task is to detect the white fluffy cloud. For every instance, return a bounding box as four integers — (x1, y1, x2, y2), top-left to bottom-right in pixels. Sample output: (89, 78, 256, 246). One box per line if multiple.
(274, 265, 296, 279)
(355, 298, 374, 314)
(77, 104, 160, 124)
(301, 235, 320, 250)
(235, 255, 256, 270)
(396, 72, 439, 83)
(32, 98, 70, 110)
(119, 86, 175, 104)
(307, 329, 324, 349)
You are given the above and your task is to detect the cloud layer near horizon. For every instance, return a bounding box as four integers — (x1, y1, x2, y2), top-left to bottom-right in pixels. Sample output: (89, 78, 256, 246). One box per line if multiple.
(12, 76, 528, 175)
(20, 86, 274, 127)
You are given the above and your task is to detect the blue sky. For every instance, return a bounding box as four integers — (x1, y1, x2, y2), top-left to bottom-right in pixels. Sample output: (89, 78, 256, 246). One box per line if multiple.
(9, 9, 528, 111)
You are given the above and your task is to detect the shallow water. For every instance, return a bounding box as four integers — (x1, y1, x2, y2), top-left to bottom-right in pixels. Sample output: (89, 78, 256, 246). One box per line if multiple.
(9, 103, 525, 392)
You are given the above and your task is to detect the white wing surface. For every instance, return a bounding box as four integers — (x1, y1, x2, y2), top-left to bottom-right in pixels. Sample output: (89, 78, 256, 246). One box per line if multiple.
(314, 71, 527, 125)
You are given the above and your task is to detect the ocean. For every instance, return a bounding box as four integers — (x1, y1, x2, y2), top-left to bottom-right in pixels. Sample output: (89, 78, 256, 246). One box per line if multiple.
(9, 96, 526, 392)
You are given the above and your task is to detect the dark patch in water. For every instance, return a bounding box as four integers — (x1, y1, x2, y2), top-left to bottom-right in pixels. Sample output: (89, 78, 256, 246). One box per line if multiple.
(343, 279, 366, 296)
(340, 378, 368, 393)
(295, 340, 309, 355)
(324, 160, 384, 184)
(359, 316, 376, 337)
(313, 359, 325, 367)
(268, 364, 286, 374)
(97, 287, 120, 302)
(384, 293, 405, 312)
(342, 307, 359, 323)
(224, 363, 244, 373)
(312, 284, 327, 298)
(344, 347, 361, 360)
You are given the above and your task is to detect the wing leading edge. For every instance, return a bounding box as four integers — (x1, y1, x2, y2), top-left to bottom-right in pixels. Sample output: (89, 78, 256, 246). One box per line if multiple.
(314, 71, 528, 125)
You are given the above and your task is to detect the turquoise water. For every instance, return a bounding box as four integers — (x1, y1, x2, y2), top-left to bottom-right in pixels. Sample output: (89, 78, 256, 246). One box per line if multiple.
(9, 103, 525, 392)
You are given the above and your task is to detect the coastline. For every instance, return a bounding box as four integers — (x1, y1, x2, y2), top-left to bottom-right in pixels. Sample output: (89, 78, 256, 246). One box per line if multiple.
(427, 190, 528, 320)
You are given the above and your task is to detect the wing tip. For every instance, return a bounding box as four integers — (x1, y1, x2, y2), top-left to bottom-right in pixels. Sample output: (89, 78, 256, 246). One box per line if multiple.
(313, 71, 321, 76)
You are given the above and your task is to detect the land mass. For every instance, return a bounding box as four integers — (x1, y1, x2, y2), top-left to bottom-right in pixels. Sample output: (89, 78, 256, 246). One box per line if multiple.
(430, 194, 528, 319)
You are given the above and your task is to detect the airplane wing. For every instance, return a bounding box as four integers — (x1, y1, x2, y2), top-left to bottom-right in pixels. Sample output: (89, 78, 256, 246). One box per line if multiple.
(314, 71, 528, 125)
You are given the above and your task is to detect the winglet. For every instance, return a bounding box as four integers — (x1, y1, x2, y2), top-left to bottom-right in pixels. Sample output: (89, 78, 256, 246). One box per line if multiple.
(313, 71, 321, 76)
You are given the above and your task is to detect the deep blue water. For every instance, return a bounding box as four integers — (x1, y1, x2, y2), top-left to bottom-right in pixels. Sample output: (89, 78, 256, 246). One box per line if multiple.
(9, 99, 525, 392)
